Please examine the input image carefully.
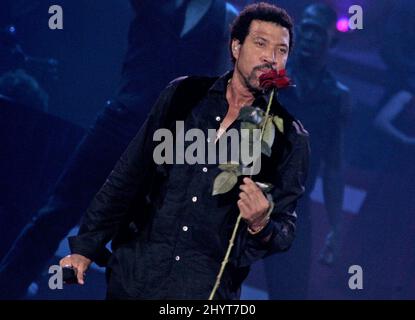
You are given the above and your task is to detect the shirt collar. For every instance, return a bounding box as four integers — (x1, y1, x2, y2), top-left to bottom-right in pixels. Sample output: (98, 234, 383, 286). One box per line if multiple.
(208, 70, 234, 95)
(206, 69, 272, 109)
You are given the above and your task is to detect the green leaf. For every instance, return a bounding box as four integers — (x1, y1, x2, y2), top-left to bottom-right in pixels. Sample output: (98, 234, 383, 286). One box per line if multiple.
(218, 162, 242, 175)
(241, 155, 261, 171)
(237, 106, 256, 121)
(263, 117, 275, 150)
(273, 115, 284, 134)
(240, 126, 261, 163)
(261, 140, 271, 157)
(238, 106, 264, 125)
(212, 171, 238, 196)
(241, 121, 258, 130)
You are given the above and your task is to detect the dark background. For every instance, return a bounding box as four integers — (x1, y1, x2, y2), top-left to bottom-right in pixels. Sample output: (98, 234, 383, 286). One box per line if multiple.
(0, 0, 413, 299)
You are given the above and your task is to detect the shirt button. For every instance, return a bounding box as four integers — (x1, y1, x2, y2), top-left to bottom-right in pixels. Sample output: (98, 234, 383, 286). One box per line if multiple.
(207, 137, 211, 143)
(192, 196, 198, 202)
(175, 256, 180, 261)
(215, 116, 221, 122)
(202, 167, 208, 173)
(182, 226, 188, 232)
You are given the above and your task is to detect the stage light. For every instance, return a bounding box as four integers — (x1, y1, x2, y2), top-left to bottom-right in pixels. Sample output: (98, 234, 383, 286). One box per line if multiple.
(8, 25, 16, 34)
(336, 18, 349, 32)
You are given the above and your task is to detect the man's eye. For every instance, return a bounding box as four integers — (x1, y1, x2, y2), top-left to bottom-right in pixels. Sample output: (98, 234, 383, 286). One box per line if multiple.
(255, 40, 265, 47)
(279, 48, 288, 54)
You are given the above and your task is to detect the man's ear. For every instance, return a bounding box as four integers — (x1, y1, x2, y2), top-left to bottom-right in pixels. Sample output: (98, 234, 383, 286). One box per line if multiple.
(231, 39, 241, 60)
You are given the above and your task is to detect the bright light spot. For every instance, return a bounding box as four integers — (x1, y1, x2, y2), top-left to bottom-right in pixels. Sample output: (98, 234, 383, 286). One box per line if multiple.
(336, 18, 349, 32)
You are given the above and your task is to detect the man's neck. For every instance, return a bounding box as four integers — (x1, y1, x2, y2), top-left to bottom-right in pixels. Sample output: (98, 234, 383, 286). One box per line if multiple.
(226, 72, 255, 111)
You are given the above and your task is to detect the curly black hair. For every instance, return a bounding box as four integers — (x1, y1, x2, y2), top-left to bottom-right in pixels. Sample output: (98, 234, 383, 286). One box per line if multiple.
(229, 2, 294, 64)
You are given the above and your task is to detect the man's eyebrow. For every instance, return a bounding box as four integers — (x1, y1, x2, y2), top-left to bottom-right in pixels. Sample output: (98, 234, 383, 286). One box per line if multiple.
(252, 35, 268, 42)
(251, 33, 289, 47)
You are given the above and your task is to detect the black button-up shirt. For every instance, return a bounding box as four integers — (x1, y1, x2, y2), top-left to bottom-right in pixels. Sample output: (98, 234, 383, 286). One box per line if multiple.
(142, 72, 241, 299)
(69, 71, 309, 300)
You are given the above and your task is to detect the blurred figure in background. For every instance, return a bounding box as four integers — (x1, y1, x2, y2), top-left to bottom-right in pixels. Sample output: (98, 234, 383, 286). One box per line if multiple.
(339, 2, 415, 299)
(0, 69, 48, 112)
(0, 69, 49, 260)
(0, 0, 237, 299)
(0, 2, 15, 75)
(263, 3, 350, 299)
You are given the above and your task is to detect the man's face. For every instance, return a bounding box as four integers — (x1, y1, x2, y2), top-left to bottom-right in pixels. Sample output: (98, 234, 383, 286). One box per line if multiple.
(232, 20, 290, 92)
(296, 21, 332, 60)
(296, 5, 337, 63)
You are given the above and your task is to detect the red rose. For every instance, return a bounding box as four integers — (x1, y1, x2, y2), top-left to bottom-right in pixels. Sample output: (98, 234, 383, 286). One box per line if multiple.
(259, 69, 292, 90)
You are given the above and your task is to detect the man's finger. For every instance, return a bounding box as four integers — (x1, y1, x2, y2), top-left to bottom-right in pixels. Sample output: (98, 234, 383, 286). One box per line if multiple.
(239, 192, 249, 200)
(242, 178, 255, 187)
(241, 179, 261, 193)
(239, 184, 255, 193)
(75, 265, 86, 285)
(239, 182, 256, 194)
(243, 177, 256, 186)
(59, 256, 72, 268)
(237, 199, 249, 215)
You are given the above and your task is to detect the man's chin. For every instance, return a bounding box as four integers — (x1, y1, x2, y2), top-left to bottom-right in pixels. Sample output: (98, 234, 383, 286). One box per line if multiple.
(248, 82, 262, 93)
(243, 76, 258, 91)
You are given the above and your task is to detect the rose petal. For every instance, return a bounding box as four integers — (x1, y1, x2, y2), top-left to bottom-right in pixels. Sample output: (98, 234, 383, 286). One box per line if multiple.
(259, 69, 292, 90)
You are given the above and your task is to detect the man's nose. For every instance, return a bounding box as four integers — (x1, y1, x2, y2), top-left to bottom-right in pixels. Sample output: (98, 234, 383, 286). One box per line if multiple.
(262, 50, 277, 66)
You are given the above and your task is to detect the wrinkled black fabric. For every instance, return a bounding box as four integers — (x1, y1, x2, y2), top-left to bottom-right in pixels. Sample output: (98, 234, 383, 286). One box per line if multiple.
(69, 72, 310, 299)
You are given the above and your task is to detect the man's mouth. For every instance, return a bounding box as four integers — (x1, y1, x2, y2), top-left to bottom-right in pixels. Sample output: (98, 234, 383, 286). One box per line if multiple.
(257, 67, 275, 74)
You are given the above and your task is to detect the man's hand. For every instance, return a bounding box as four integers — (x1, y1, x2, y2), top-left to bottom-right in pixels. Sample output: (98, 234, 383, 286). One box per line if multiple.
(59, 254, 92, 285)
(238, 177, 270, 231)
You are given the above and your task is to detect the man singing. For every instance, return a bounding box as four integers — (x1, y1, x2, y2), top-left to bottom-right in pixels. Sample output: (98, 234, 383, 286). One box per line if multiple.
(60, 2, 309, 300)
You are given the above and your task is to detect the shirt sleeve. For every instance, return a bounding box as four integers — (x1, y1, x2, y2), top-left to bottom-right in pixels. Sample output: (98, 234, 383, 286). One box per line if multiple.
(234, 119, 310, 268)
(68, 79, 183, 264)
